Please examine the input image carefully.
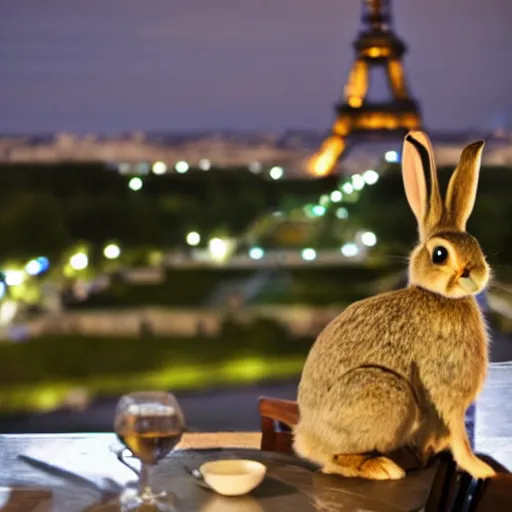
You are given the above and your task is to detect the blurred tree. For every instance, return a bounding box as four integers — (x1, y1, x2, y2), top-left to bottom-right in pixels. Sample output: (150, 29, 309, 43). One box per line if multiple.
(2, 162, 508, 271)
(0, 191, 69, 261)
(352, 165, 512, 269)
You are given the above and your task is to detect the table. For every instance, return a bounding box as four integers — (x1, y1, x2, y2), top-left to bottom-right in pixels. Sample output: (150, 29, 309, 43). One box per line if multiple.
(0, 433, 439, 511)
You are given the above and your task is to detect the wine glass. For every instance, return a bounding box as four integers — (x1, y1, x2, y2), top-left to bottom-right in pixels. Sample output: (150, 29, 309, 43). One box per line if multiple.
(114, 391, 185, 511)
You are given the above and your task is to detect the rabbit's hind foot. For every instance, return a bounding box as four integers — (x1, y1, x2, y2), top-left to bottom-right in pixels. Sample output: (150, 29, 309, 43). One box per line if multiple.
(323, 454, 406, 480)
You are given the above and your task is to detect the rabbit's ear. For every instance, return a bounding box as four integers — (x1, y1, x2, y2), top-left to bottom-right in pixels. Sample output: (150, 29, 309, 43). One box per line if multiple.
(401, 131, 443, 239)
(444, 140, 485, 231)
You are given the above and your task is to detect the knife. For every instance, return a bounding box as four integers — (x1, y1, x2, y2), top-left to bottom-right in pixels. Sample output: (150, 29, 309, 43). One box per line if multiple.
(18, 454, 122, 495)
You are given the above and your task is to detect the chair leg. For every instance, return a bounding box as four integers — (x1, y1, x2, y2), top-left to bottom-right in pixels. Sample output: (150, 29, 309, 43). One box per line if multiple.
(258, 397, 299, 455)
(260, 415, 277, 452)
(425, 453, 458, 512)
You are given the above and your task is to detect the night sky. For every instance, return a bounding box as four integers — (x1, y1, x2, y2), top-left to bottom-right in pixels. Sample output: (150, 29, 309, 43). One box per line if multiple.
(1, 0, 511, 134)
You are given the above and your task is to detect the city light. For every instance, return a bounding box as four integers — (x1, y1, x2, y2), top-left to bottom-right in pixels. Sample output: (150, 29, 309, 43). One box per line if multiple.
(186, 231, 201, 246)
(301, 248, 317, 261)
(363, 169, 379, 185)
(36, 257, 50, 273)
(137, 162, 150, 174)
(118, 163, 131, 174)
(351, 174, 365, 191)
(361, 231, 377, 247)
(103, 243, 121, 259)
(208, 238, 228, 262)
(175, 161, 189, 174)
(248, 161, 262, 173)
(312, 205, 326, 216)
(249, 247, 264, 260)
(269, 166, 284, 180)
(336, 207, 349, 219)
(0, 300, 18, 325)
(3, 270, 24, 287)
(341, 243, 359, 257)
(152, 161, 167, 175)
(69, 252, 88, 270)
(330, 190, 343, 202)
(342, 182, 354, 194)
(303, 204, 315, 218)
(319, 194, 330, 206)
(25, 259, 45, 276)
(385, 150, 399, 163)
(0, 282, 5, 299)
(128, 177, 143, 191)
(199, 159, 211, 171)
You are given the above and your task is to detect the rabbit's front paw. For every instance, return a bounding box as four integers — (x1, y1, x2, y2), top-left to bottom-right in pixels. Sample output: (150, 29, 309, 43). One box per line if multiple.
(360, 456, 406, 480)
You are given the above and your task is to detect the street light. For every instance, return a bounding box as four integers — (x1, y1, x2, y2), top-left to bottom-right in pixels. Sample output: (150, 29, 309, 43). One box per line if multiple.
(209, 238, 228, 262)
(361, 231, 377, 247)
(186, 232, 201, 246)
(341, 243, 359, 257)
(175, 161, 189, 174)
(301, 248, 316, 261)
(128, 177, 143, 191)
(152, 161, 167, 175)
(70, 252, 88, 270)
(363, 169, 379, 185)
(351, 174, 365, 191)
(103, 243, 121, 259)
(249, 247, 264, 260)
(312, 205, 326, 216)
(336, 207, 349, 219)
(3, 270, 24, 286)
(269, 166, 284, 180)
(198, 159, 211, 171)
(385, 150, 399, 163)
(330, 190, 343, 202)
(342, 182, 354, 194)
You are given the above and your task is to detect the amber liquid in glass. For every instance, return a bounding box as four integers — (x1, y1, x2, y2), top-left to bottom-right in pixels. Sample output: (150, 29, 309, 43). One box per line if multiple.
(116, 403, 183, 465)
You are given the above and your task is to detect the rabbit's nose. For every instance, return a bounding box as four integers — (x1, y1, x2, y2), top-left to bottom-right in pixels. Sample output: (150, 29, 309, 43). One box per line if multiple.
(461, 267, 471, 278)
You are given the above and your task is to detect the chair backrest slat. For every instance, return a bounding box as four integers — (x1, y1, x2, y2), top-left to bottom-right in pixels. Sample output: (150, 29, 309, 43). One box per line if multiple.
(258, 396, 298, 454)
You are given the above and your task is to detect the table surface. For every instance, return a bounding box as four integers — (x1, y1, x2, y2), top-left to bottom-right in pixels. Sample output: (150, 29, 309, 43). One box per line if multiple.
(0, 433, 439, 512)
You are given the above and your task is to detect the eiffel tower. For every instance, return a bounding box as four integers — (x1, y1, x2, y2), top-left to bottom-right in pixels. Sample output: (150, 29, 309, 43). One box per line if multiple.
(308, 0, 422, 176)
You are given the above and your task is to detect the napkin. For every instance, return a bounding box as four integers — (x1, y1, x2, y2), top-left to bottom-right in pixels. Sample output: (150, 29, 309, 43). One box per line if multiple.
(19, 448, 135, 494)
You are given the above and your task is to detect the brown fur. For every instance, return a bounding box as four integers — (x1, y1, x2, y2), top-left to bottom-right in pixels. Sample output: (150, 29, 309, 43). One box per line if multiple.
(294, 131, 495, 480)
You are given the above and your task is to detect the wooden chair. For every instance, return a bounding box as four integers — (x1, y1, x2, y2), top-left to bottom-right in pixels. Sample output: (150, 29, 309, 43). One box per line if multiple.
(465, 454, 512, 512)
(424, 453, 473, 512)
(258, 396, 298, 454)
(257, 397, 512, 512)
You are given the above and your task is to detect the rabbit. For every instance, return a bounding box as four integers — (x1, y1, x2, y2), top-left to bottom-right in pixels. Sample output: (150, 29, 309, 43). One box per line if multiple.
(294, 130, 496, 481)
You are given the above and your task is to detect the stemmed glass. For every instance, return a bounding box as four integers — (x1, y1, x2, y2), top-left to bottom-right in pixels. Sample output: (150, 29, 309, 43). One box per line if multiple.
(114, 391, 185, 511)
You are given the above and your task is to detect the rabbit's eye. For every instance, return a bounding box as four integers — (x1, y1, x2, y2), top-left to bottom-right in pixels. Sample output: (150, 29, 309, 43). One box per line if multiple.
(432, 246, 448, 264)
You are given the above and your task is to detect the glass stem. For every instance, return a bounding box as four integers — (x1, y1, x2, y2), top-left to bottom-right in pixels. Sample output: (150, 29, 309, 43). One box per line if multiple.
(139, 463, 152, 501)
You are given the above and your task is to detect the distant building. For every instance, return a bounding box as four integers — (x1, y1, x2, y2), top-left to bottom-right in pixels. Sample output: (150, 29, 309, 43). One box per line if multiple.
(0, 130, 510, 176)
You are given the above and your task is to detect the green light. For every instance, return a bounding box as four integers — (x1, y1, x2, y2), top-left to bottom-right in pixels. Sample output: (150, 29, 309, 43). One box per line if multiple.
(330, 190, 343, 202)
(319, 194, 330, 206)
(303, 204, 315, 218)
(336, 207, 349, 219)
(128, 177, 143, 191)
(312, 205, 326, 216)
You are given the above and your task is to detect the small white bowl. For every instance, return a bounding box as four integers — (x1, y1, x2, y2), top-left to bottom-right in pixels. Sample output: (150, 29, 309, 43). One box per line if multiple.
(199, 459, 267, 496)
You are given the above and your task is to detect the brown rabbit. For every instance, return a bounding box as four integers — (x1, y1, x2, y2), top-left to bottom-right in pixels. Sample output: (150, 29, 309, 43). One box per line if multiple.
(294, 131, 496, 481)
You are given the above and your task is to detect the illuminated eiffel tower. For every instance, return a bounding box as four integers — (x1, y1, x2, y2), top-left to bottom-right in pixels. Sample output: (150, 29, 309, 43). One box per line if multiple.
(308, 0, 422, 176)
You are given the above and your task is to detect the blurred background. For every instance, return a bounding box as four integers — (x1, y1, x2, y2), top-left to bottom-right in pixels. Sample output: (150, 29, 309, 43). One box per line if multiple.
(0, 0, 511, 435)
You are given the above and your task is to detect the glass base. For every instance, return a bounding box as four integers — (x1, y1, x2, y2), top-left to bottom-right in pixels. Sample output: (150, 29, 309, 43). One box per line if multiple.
(120, 485, 178, 512)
